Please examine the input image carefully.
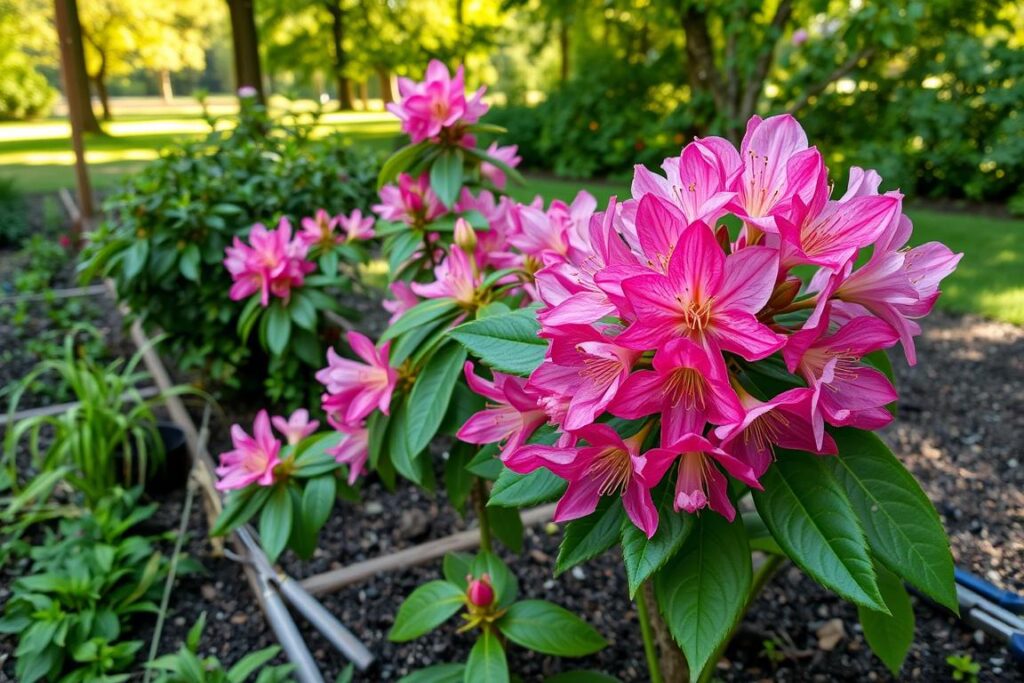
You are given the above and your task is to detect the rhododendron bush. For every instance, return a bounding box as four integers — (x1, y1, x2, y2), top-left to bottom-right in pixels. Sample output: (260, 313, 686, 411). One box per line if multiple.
(214, 60, 962, 681)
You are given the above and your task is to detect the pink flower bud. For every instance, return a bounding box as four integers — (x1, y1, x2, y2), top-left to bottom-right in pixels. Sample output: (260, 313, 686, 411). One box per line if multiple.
(768, 276, 802, 310)
(466, 573, 495, 607)
(454, 217, 477, 254)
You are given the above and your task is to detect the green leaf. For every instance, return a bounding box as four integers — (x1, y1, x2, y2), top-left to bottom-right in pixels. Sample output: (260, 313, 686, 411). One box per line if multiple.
(449, 308, 545, 376)
(497, 600, 606, 657)
(405, 343, 467, 456)
(488, 467, 566, 508)
(471, 551, 518, 607)
(826, 428, 956, 611)
(556, 498, 625, 576)
(265, 303, 292, 356)
(488, 505, 524, 553)
(378, 141, 430, 190)
(398, 664, 466, 683)
(430, 149, 464, 208)
(301, 475, 337, 532)
(289, 292, 318, 331)
(443, 552, 474, 590)
(227, 646, 283, 683)
(382, 298, 459, 343)
(753, 450, 886, 611)
(655, 513, 752, 679)
(465, 630, 508, 683)
(858, 561, 915, 676)
(620, 481, 693, 597)
(387, 230, 423, 281)
(259, 485, 294, 563)
(211, 486, 272, 536)
(179, 244, 200, 282)
(444, 442, 475, 512)
(387, 400, 430, 486)
(388, 581, 466, 642)
(466, 445, 502, 480)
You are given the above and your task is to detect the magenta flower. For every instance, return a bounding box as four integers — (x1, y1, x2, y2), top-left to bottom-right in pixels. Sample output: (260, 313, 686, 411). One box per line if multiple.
(383, 281, 420, 324)
(298, 209, 341, 250)
(506, 423, 680, 538)
(480, 142, 522, 190)
(507, 191, 596, 264)
(271, 409, 320, 446)
(215, 410, 282, 491)
(373, 173, 445, 226)
(224, 218, 315, 307)
(410, 246, 481, 306)
(610, 338, 743, 445)
(526, 324, 638, 432)
(339, 209, 375, 242)
(457, 362, 547, 461)
(316, 332, 398, 424)
(713, 387, 837, 478)
(326, 419, 369, 485)
(784, 310, 900, 447)
(616, 222, 784, 360)
(791, 28, 809, 46)
(387, 60, 488, 143)
(668, 433, 760, 521)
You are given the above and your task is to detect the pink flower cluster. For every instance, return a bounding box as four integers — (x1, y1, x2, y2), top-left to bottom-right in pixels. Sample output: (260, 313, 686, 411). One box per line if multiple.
(315, 331, 398, 484)
(457, 114, 960, 538)
(387, 60, 488, 143)
(298, 208, 375, 249)
(216, 409, 319, 491)
(224, 218, 315, 306)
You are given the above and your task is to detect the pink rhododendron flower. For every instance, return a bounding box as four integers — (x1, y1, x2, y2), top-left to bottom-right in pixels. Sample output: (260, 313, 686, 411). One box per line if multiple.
(410, 246, 481, 306)
(507, 192, 596, 264)
(791, 28, 809, 46)
(457, 362, 547, 460)
(317, 332, 398, 424)
(271, 409, 319, 445)
(338, 209, 375, 242)
(215, 410, 282, 491)
(383, 281, 420, 324)
(668, 433, 761, 521)
(506, 423, 679, 538)
(224, 218, 315, 307)
(373, 173, 445, 226)
(480, 142, 522, 190)
(466, 574, 496, 607)
(298, 209, 341, 249)
(387, 60, 488, 143)
(326, 419, 369, 485)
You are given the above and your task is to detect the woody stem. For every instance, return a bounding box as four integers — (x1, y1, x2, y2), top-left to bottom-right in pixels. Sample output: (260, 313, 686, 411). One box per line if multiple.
(473, 476, 492, 553)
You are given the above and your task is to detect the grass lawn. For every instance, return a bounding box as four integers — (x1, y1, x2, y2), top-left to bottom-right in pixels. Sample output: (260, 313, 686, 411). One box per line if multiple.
(1, 101, 1021, 324)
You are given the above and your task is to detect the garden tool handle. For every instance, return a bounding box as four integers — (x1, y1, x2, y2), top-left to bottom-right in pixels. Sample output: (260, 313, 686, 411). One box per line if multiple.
(956, 568, 1024, 614)
(259, 575, 325, 683)
(275, 575, 375, 671)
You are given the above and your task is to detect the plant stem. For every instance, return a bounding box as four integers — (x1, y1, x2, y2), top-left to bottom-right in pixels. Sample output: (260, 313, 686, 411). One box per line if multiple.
(637, 581, 665, 683)
(473, 476, 492, 553)
(697, 552, 786, 683)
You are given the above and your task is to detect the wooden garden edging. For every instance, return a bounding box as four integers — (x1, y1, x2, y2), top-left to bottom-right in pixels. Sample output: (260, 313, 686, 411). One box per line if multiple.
(0, 283, 107, 305)
(0, 386, 159, 427)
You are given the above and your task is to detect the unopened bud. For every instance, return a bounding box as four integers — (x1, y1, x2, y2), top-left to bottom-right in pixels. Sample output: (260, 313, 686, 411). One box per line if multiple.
(715, 225, 731, 254)
(768, 276, 801, 310)
(466, 573, 495, 607)
(454, 217, 477, 253)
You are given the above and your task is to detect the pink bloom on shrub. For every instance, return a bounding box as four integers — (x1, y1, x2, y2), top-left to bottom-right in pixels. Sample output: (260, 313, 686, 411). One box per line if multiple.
(271, 409, 320, 445)
(466, 574, 496, 607)
(326, 420, 369, 485)
(338, 209, 375, 242)
(458, 362, 546, 460)
(480, 142, 522, 189)
(383, 281, 420, 324)
(615, 222, 784, 360)
(224, 218, 315, 307)
(505, 423, 678, 538)
(387, 60, 488, 143)
(507, 191, 596, 263)
(410, 246, 481, 306)
(215, 410, 282, 491)
(373, 173, 445, 226)
(668, 433, 760, 521)
(317, 332, 398, 424)
(791, 28, 809, 46)
(298, 209, 341, 249)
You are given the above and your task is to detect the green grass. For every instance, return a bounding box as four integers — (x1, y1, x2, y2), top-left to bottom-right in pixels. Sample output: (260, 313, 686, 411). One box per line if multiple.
(2, 101, 1021, 324)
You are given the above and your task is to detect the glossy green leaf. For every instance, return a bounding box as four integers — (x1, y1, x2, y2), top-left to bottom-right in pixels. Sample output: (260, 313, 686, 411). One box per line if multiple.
(265, 303, 292, 356)
(556, 498, 624, 576)
(382, 298, 459, 343)
(388, 581, 465, 642)
(488, 504, 524, 553)
(301, 475, 336, 531)
(443, 552, 474, 590)
(378, 140, 430, 190)
(497, 600, 606, 657)
(488, 467, 566, 508)
(753, 450, 886, 611)
(655, 513, 751, 679)
(858, 561, 915, 676)
(405, 343, 467, 456)
(444, 442, 475, 512)
(465, 630, 508, 683)
(826, 428, 956, 611)
(259, 485, 294, 563)
(448, 308, 545, 376)
(398, 663, 466, 683)
(430, 149, 464, 208)
(621, 482, 693, 597)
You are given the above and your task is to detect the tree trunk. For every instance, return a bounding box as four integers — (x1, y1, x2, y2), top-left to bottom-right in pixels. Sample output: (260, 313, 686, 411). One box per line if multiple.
(680, 3, 726, 137)
(358, 81, 369, 110)
(93, 76, 111, 121)
(326, 1, 354, 110)
(226, 0, 264, 102)
(159, 69, 173, 102)
(377, 67, 394, 105)
(53, 0, 101, 134)
(559, 18, 570, 83)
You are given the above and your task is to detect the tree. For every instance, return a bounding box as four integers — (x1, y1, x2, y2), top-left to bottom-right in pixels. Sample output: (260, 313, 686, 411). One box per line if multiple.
(324, 0, 354, 109)
(227, 0, 264, 101)
(54, 0, 101, 132)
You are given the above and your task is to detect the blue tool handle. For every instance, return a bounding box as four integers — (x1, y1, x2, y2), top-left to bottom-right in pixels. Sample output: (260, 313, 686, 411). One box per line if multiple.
(1011, 633, 1024, 663)
(956, 568, 1024, 614)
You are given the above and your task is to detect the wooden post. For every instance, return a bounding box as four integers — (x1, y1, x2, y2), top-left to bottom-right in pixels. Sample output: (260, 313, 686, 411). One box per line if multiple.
(53, 0, 95, 228)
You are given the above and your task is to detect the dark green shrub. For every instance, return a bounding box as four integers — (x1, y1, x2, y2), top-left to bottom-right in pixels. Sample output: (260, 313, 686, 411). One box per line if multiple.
(0, 177, 29, 247)
(81, 103, 379, 401)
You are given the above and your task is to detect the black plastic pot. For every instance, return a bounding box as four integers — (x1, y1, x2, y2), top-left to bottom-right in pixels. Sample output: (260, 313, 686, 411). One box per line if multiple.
(117, 421, 190, 495)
